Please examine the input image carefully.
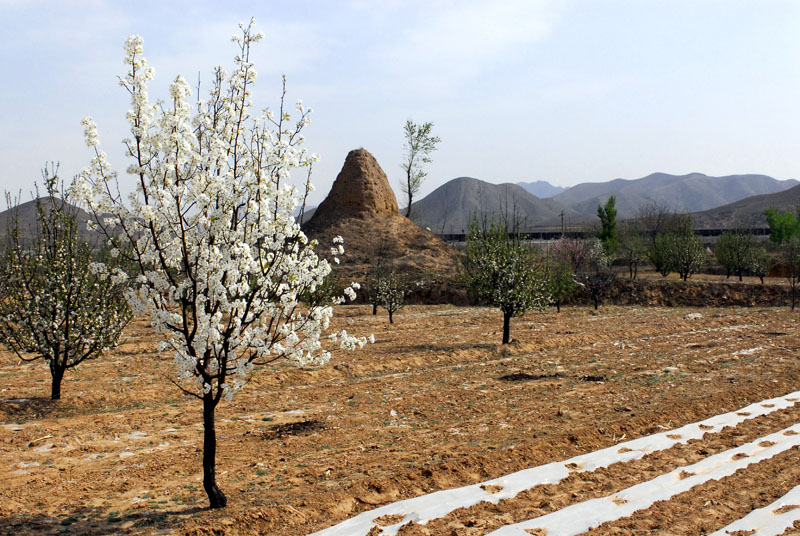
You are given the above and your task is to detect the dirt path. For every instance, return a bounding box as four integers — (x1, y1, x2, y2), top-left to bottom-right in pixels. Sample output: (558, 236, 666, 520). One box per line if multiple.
(0, 305, 798, 535)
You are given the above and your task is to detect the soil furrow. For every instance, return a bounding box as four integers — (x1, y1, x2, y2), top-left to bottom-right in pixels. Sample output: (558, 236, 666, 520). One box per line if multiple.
(384, 404, 800, 535)
(586, 446, 800, 535)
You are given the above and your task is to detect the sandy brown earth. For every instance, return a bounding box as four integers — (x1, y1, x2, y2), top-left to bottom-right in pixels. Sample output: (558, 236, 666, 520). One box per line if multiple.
(0, 303, 799, 535)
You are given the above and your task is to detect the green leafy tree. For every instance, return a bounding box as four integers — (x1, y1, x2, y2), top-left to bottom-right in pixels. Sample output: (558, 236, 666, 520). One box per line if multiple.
(666, 216, 705, 281)
(461, 219, 549, 344)
(648, 215, 704, 280)
(648, 236, 674, 277)
(401, 120, 440, 219)
(545, 257, 577, 313)
(765, 207, 800, 244)
(715, 231, 758, 281)
(597, 195, 618, 256)
(0, 165, 131, 400)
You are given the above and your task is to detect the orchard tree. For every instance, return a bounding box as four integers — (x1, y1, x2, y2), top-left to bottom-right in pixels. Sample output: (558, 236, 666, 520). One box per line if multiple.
(783, 237, 800, 310)
(545, 257, 576, 313)
(401, 120, 440, 219)
(649, 235, 674, 277)
(461, 219, 549, 344)
(75, 22, 368, 509)
(617, 220, 647, 279)
(665, 216, 705, 281)
(0, 165, 131, 400)
(375, 269, 406, 324)
(749, 246, 770, 284)
(549, 235, 589, 274)
(579, 239, 617, 310)
(648, 214, 704, 280)
(715, 231, 757, 281)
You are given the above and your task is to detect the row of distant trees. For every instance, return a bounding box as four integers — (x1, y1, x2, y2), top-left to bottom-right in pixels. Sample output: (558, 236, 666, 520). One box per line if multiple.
(436, 198, 800, 344)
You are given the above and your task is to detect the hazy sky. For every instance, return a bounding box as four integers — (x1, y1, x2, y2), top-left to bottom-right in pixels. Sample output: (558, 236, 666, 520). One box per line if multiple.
(2, 0, 800, 206)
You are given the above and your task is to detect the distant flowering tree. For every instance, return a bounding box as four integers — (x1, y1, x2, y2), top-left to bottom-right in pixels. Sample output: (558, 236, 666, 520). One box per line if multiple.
(0, 165, 131, 400)
(549, 235, 589, 274)
(578, 239, 617, 310)
(74, 21, 368, 509)
(375, 269, 407, 324)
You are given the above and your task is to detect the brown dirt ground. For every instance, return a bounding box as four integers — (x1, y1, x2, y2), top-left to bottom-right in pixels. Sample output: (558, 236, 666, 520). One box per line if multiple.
(0, 304, 799, 535)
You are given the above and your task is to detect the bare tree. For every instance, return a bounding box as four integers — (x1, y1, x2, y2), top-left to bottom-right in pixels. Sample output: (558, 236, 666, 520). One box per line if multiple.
(782, 238, 800, 310)
(617, 220, 647, 279)
(634, 200, 675, 249)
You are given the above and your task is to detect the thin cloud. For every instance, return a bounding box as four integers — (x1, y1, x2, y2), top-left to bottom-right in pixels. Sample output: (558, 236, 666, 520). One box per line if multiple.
(372, 0, 560, 92)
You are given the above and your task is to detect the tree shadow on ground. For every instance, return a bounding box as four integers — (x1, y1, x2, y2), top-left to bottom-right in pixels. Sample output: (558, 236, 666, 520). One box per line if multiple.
(0, 504, 206, 535)
(0, 396, 62, 422)
(401, 342, 496, 353)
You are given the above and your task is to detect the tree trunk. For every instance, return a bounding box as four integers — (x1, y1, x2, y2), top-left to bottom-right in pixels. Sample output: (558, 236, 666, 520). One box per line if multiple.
(556, 301, 561, 313)
(50, 361, 65, 400)
(202, 393, 227, 509)
(406, 179, 413, 219)
(372, 303, 377, 315)
(738, 272, 743, 282)
(502, 311, 511, 344)
(388, 310, 394, 324)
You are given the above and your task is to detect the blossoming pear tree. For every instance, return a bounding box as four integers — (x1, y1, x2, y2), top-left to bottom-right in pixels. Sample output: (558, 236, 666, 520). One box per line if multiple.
(74, 20, 368, 509)
(0, 164, 131, 400)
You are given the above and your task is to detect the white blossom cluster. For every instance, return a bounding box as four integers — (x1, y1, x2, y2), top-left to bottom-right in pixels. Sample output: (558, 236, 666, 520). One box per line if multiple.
(74, 20, 368, 403)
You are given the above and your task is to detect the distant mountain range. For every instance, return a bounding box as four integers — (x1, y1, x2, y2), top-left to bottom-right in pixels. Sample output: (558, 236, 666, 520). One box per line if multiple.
(548, 173, 798, 218)
(691, 183, 800, 229)
(517, 180, 566, 198)
(409, 177, 589, 234)
(407, 173, 798, 233)
(0, 197, 105, 246)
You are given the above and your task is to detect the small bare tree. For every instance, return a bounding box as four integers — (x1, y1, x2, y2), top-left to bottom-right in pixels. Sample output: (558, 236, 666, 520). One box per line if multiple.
(617, 220, 647, 279)
(0, 165, 131, 400)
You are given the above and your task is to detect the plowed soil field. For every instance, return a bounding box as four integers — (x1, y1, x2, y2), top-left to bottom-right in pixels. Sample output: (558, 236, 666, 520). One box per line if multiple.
(1, 304, 799, 535)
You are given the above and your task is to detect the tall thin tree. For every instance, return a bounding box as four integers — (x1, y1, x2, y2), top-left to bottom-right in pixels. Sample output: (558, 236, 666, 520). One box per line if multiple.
(400, 120, 440, 219)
